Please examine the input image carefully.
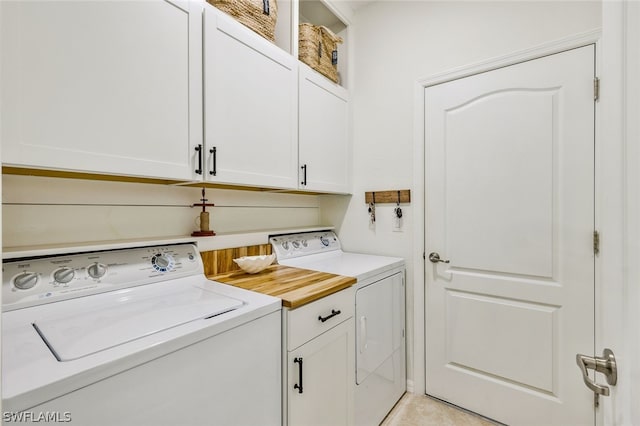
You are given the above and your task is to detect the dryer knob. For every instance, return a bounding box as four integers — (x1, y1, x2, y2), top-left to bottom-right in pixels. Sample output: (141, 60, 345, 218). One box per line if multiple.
(87, 263, 107, 279)
(13, 272, 39, 290)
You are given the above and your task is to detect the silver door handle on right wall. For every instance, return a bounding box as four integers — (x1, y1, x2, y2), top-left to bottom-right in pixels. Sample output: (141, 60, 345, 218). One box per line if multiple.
(576, 348, 617, 396)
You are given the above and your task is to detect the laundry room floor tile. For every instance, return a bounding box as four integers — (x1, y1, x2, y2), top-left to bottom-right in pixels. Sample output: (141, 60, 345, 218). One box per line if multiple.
(381, 393, 499, 426)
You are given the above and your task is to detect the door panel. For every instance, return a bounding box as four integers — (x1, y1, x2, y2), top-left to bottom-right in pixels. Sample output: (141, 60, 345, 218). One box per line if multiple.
(425, 45, 595, 425)
(447, 90, 555, 277)
(446, 291, 556, 392)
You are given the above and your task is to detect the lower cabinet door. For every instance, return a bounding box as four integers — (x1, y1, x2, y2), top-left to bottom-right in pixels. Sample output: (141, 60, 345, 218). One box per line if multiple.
(288, 318, 354, 426)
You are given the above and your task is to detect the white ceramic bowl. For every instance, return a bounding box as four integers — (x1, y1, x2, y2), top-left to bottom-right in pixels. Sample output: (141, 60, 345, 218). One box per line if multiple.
(233, 254, 276, 274)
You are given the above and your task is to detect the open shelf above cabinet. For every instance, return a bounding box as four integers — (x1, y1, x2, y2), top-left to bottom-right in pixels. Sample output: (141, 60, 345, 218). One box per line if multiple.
(299, 0, 346, 34)
(207, 0, 349, 87)
(296, 0, 349, 88)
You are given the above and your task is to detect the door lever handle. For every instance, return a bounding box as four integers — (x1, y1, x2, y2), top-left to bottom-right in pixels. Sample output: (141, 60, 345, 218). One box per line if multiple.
(428, 252, 450, 264)
(576, 348, 617, 396)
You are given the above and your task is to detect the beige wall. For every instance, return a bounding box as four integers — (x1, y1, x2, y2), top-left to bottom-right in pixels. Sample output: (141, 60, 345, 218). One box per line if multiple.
(2, 175, 320, 248)
(321, 0, 602, 389)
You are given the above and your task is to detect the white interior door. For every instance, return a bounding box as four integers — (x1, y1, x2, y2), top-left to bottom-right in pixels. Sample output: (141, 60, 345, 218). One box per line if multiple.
(425, 45, 595, 425)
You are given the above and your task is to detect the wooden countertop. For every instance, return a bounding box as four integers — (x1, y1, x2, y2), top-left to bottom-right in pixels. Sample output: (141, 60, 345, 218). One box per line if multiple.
(208, 264, 356, 309)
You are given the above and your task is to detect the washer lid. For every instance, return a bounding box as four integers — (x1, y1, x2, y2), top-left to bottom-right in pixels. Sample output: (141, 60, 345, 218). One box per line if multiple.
(33, 283, 244, 361)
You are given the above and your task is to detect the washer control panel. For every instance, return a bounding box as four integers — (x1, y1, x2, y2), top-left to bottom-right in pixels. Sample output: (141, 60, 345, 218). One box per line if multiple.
(151, 253, 175, 273)
(2, 243, 201, 311)
(270, 231, 341, 260)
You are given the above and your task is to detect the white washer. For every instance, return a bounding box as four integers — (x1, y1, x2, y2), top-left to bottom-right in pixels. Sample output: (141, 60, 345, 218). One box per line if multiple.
(2, 243, 282, 425)
(270, 231, 406, 426)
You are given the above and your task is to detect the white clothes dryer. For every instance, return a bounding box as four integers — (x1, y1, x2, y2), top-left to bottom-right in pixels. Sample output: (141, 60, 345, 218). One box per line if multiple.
(271, 231, 406, 426)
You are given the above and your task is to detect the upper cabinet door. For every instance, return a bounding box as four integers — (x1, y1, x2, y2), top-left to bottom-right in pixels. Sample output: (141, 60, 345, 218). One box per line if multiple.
(298, 64, 350, 194)
(203, 6, 298, 189)
(1, 0, 202, 181)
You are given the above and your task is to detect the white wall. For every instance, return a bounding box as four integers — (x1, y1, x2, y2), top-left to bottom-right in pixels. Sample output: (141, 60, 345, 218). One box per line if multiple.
(321, 0, 601, 391)
(2, 175, 321, 248)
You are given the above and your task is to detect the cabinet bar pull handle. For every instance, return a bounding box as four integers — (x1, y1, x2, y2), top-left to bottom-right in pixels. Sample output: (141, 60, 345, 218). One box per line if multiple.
(294, 357, 303, 394)
(318, 309, 341, 323)
(195, 145, 203, 175)
(209, 147, 217, 176)
(301, 164, 307, 186)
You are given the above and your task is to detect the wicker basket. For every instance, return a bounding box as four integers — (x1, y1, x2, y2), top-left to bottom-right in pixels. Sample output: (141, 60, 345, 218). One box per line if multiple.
(208, 0, 278, 42)
(299, 23, 343, 83)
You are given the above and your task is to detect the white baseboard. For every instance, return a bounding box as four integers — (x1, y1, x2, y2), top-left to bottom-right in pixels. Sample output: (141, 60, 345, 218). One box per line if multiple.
(406, 379, 415, 394)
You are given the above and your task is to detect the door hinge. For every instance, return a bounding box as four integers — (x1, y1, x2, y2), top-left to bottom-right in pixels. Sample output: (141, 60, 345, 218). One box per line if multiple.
(594, 77, 600, 102)
(422, 252, 426, 260)
(593, 230, 600, 255)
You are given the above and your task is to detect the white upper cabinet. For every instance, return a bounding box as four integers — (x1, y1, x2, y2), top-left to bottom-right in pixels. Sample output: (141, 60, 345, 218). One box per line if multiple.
(296, 0, 350, 193)
(298, 64, 350, 193)
(1, 0, 351, 194)
(1, 0, 202, 181)
(202, 6, 299, 189)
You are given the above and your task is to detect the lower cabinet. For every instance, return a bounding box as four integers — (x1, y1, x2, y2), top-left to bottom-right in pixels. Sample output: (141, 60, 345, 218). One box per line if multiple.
(284, 287, 355, 425)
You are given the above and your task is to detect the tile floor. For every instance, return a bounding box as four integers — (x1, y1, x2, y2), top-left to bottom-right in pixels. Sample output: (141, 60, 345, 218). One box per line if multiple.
(381, 393, 498, 426)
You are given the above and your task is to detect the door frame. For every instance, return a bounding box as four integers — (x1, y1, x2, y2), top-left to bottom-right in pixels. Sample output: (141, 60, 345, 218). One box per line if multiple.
(411, 27, 608, 415)
(626, 2, 640, 423)
(599, 2, 640, 425)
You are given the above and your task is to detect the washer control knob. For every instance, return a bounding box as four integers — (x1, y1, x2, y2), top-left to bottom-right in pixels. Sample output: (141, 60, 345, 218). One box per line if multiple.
(53, 267, 75, 284)
(152, 254, 174, 272)
(320, 236, 330, 247)
(87, 262, 107, 279)
(282, 241, 290, 250)
(292, 240, 301, 249)
(301, 239, 308, 247)
(13, 272, 39, 290)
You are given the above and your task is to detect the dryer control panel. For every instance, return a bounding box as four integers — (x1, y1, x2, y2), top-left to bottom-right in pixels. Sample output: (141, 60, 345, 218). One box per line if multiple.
(2, 243, 202, 311)
(270, 231, 341, 260)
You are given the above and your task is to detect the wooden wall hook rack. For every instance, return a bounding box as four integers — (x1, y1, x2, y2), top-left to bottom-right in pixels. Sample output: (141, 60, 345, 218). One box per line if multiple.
(365, 189, 411, 204)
